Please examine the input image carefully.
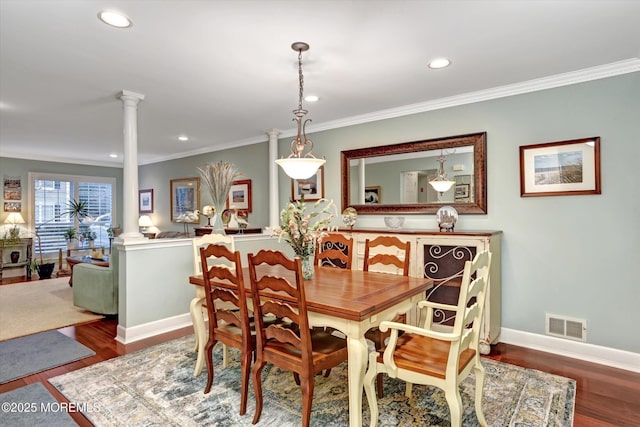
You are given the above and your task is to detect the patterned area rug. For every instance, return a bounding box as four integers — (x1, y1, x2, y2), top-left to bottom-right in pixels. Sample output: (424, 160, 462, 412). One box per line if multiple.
(49, 335, 575, 426)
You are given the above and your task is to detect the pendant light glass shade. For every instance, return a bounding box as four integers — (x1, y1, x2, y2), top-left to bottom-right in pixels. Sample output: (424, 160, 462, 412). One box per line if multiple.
(275, 42, 326, 179)
(275, 157, 325, 180)
(429, 150, 455, 194)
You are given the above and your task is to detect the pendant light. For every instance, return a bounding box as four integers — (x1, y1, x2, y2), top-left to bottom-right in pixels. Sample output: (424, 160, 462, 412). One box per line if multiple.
(275, 42, 326, 180)
(429, 150, 455, 194)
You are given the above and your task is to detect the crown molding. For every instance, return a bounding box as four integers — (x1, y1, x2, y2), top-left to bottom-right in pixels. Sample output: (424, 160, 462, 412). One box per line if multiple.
(300, 58, 640, 136)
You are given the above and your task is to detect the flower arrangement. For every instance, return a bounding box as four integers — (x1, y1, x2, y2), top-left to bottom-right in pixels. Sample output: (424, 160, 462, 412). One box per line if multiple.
(272, 198, 338, 258)
(197, 161, 242, 230)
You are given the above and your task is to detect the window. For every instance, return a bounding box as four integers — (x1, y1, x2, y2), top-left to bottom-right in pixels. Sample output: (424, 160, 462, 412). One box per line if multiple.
(29, 173, 116, 258)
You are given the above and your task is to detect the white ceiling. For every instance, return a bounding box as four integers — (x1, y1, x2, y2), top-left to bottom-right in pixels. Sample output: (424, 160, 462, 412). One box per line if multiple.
(1, 0, 639, 166)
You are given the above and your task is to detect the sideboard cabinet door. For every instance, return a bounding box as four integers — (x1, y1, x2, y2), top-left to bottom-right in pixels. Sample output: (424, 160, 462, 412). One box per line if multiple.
(416, 234, 501, 353)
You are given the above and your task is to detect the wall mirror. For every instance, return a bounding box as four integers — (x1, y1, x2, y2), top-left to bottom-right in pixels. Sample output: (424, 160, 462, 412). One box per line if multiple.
(341, 132, 487, 214)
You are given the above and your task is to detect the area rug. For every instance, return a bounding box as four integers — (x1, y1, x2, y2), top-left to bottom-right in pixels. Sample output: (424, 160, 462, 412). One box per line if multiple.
(0, 277, 104, 341)
(0, 382, 77, 426)
(50, 335, 575, 426)
(0, 330, 95, 384)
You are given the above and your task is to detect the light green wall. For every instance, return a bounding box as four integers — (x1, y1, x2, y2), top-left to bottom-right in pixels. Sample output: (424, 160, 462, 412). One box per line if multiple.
(138, 142, 270, 232)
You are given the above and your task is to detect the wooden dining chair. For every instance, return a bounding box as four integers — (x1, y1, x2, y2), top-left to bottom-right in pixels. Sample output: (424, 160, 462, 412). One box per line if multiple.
(190, 234, 235, 376)
(314, 232, 353, 270)
(363, 250, 492, 427)
(247, 249, 349, 427)
(199, 243, 253, 415)
(363, 235, 411, 397)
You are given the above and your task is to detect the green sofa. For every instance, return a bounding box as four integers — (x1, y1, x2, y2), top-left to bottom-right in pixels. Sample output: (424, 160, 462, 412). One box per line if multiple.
(72, 247, 118, 315)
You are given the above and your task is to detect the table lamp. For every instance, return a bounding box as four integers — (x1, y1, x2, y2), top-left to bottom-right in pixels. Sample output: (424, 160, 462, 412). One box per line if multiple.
(4, 212, 25, 237)
(138, 215, 153, 233)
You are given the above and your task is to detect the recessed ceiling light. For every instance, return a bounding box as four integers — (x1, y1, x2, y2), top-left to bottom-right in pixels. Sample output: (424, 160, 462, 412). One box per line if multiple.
(98, 10, 132, 28)
(109, 153, 118, 158)
(428, 58, 451, 69)
(178, 135, 189, 142)
(304, 95, 319, 102)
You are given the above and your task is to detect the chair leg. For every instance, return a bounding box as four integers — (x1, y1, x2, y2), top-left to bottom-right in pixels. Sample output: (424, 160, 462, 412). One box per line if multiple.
(251, 359, 266, 425)
(239, 349, 252, 415)
(375, 333, 385, 398)
(293, 372, 301, 385)
(203, 338, 216, 394)
(473, 362, 488, 426)
(300, 376, 315, 427)
(444, 387, 463, 427)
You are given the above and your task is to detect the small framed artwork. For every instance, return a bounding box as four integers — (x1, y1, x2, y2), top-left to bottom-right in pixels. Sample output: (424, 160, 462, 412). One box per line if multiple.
(455, 183, 470, 200)
(520, 137, 601, 197)
(226, 179, 252, 212)
(364, 186, 381, 204)
(139, 189, 154, 213)
(4, 202, 21, 212)
(291, 166, 324, 201)
(170, 177, 200, 222)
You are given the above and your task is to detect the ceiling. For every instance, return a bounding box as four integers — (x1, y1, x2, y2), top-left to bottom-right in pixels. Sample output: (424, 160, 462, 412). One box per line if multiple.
(1, 1, 639, 166)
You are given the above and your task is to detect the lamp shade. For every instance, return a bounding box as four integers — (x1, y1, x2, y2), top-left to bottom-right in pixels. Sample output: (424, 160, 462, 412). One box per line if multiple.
(4, 212, 25, 225)
(429, 179, 455, 193)
(275, 157, 326, 180)
(138, 215, 153, 227)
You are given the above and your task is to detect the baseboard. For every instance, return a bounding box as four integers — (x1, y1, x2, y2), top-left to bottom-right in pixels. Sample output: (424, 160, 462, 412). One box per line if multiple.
(500, 327, 640, 373)
(116, 313, 193, 344)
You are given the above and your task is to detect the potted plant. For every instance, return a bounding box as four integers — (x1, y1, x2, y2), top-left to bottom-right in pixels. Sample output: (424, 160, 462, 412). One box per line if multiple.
(81, 229, 97, 247)
(64, 227, 78, 249)
(33, 199, 89, 279)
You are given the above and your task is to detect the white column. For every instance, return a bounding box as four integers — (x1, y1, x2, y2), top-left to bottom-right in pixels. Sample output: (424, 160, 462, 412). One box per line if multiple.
(118, 90, 145, 241)
(266, 128, 281, 229)
(358, 159, 366, 204)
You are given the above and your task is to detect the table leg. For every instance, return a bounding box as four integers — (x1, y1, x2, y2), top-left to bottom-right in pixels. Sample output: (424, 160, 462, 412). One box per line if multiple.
(189, 296, 207, 376)
(346, 332, 368, 427)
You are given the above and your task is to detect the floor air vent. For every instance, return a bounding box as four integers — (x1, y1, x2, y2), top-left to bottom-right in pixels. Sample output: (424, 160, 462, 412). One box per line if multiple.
(546, 314, 587, 342)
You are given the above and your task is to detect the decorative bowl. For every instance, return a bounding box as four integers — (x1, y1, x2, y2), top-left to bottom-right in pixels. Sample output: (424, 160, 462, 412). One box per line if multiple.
(384, 216, 404, 229)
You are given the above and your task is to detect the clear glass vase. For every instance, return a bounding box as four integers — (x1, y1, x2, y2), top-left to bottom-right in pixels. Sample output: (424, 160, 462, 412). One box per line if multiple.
(211, 204, 226, 234)
(301, 255, 314, 280)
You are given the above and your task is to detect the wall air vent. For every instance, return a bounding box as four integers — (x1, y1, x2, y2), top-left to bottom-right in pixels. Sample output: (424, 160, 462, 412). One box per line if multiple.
(545, 314, 587, 342)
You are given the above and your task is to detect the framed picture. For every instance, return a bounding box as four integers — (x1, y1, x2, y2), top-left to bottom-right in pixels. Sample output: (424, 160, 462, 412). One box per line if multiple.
(170, 177, 200, 222)
(139, 189, 154, 213)
(226, 179, 252, 213)
(291, 166, 324, 201)
(364, 186, 381, 204)
(520, 137, 601, 197)
(455, 183, 470, 200)
(4, 202, 21, 212)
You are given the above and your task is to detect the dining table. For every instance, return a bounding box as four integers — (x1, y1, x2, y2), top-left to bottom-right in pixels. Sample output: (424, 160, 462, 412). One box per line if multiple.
(189, 265, 432, 427)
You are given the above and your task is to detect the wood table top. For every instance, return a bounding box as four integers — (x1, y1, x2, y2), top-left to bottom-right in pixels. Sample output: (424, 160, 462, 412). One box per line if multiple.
(190, 266, 432, 322)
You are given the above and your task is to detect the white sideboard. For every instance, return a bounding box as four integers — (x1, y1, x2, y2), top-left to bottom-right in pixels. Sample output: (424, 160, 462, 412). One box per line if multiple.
(339, 228, 502, 354)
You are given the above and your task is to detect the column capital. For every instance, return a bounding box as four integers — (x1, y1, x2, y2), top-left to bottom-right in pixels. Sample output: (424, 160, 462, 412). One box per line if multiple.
(265, 128, 280, 138)
(118, 90, 145, 104)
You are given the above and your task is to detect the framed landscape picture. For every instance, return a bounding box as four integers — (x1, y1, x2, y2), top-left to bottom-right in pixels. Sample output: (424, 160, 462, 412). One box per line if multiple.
(291, 166, 324, 201)
(226, 179, 252, 212)
(520, 137, 601, 197)
(170, 177, 200, 222)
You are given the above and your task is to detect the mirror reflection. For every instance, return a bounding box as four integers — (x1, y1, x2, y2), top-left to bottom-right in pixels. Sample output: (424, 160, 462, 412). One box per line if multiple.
(349, 147, 475, 204)
(341, 132, 487, 214)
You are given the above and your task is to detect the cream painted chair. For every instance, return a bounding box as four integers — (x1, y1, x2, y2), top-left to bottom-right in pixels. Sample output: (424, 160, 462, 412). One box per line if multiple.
(363, 235, 411, 397)
(363, 250, 492, 427)
(190, 233, 235, 376)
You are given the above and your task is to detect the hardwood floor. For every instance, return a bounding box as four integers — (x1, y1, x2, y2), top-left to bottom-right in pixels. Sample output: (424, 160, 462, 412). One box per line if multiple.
(1, 317, 638, 426)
